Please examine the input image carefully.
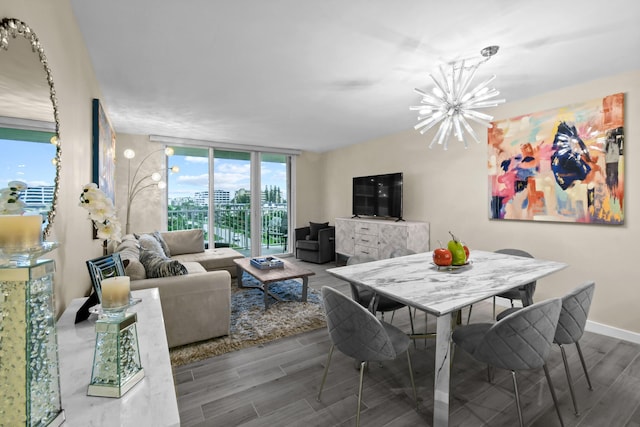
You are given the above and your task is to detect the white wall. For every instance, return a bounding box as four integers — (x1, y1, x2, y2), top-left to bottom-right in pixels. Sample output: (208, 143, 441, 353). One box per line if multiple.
(312, 70, 640, 335)
(1, 0, 106, 314)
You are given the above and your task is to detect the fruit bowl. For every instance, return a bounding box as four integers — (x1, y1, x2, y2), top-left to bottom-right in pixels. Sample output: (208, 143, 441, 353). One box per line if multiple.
(431, 260, 473, 272)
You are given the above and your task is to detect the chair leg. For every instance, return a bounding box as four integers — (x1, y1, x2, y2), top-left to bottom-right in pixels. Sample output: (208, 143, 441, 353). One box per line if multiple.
(559, 344, 580, 416)
(543, 363, 565, 427)
(406, 349, 418, 410)
(317, 344, 334, 401)
(510, 370, 525, 427)
(466, 304, 473, 324)
(575, 342, 593, 390)
(492, 297, 497, 319)
(408, 306, 416, 349)
(356, 361, 366, 427)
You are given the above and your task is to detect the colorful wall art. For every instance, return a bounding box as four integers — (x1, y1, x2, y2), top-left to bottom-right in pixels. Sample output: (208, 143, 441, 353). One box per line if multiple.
(488, 93, 624, 224)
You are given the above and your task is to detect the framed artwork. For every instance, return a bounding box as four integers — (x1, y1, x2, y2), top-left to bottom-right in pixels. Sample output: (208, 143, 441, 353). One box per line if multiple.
(92, 98, 116, 202)
(489, 93, 624, 224)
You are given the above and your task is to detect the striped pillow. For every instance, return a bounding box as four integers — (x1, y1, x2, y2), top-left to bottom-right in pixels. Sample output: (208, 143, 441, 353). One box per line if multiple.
(139, 248, 188, 278)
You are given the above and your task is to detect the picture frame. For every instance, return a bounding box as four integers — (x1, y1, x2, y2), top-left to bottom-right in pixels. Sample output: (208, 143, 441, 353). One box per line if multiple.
(92, 98, 116, 203)
(488, 93, 624, 225)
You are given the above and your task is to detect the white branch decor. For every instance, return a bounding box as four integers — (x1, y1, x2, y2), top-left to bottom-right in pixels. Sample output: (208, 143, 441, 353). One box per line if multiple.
(410, 45, 505, 150)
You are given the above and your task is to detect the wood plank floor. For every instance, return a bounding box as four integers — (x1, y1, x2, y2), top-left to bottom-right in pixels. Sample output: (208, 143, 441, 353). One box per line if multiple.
(174, 259, 640, 426)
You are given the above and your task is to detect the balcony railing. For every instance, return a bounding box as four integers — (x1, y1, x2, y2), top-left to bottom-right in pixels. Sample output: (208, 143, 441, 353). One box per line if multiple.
(167, 203, 288, 255)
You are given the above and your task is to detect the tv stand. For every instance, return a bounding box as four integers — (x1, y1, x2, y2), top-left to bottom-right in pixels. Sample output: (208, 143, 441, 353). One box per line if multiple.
(335, 217, 429, 261)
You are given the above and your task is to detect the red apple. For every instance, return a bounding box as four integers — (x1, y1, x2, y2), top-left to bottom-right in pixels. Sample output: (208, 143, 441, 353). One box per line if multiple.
(463, 245, 470, 259)
(433, 247, 452, 266)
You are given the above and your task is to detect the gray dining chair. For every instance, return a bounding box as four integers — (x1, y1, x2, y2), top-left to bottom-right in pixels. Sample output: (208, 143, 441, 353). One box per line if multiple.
(498, 281, 596, 417)
(452, 298, 564, 427)
(466, 248, 536, 324)
(346, 255, 414, 333)
(317, 286, 417, 426)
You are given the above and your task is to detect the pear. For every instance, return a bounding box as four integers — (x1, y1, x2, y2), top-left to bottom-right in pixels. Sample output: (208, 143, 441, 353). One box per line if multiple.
(448, 231, 467, 265)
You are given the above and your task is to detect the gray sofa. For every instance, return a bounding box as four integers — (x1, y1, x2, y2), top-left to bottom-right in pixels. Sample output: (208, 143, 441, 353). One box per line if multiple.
(114, 229, 244, 348)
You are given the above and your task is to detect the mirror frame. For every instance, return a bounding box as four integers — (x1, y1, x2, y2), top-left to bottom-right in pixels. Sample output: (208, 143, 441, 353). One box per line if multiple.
(0, 18, 61, 239)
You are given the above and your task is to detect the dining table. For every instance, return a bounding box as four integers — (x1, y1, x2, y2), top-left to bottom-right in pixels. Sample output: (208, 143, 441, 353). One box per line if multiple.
(326, 249, 568, 427)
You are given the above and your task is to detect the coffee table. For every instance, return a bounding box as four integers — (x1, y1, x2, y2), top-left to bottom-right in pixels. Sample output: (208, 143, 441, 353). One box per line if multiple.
(234, 258, 315, 309)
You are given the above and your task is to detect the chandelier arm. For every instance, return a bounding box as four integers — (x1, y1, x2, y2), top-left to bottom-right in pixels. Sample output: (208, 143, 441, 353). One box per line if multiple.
(453, 115, 465, 142)
(466, 89, 503, 105)
(429, 73, 449, 101)
(460, 116, 481, 144)
(440, 118, 454, 150)
(451, 60, 466, 100)
(429, 120, 448, 149)
(461, 108, 494, 122)
(461, 75, 497, 103)
(457, 64, 479, 100)
(415, 112, 446, 132)
(438, 64, 453, 99)
(462, 113, 494, 128)
(466, 99, 506, 109)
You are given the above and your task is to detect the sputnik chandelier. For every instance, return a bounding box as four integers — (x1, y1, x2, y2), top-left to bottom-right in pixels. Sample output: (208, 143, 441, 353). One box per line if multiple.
(410, 45, 505, 150)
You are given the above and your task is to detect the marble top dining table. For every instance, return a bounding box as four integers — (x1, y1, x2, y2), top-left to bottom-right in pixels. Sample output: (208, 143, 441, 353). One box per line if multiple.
(327, 249, 568, 427)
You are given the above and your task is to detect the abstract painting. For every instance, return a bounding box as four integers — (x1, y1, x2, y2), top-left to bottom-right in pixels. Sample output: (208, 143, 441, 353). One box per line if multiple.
(489, 93, 624, 224)
(92, 98, 116, 202)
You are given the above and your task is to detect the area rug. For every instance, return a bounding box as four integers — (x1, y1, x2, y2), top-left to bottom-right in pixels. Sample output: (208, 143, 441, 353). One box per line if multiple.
(169, 275, 326, 366)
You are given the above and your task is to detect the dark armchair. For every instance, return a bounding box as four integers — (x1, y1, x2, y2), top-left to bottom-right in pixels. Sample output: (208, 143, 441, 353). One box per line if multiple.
(295, 222, 335, 264)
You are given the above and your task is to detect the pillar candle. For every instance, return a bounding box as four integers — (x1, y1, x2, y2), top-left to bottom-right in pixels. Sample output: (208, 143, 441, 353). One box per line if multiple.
(0, 214, 42, 249)
(101, 276, 130, 309)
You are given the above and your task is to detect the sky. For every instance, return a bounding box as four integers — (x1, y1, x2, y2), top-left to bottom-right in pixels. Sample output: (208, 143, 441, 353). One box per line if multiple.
(0, 139, 57, 188)
(2, 138, 287, 204)
(167, 155, 287, 201)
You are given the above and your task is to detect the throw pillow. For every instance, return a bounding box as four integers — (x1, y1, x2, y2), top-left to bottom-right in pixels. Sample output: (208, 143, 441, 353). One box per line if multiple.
(137, 233, 167, 258)
(309, 221, 329, 240)
(152, 231, 171, 257)
(139, 248, 188, 278)
(114, 235, 146, 280)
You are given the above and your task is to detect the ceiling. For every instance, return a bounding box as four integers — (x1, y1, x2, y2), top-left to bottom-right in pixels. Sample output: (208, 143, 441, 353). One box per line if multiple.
(69, 0, 640, 153)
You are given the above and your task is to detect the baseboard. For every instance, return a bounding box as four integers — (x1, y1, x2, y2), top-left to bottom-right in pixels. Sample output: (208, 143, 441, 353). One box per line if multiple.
(495, 297, 640, 345)
(585, 321, 640, 345)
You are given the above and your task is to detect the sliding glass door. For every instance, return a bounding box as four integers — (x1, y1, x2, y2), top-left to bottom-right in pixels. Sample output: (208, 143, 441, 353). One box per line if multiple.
(167, 145, 292, 258)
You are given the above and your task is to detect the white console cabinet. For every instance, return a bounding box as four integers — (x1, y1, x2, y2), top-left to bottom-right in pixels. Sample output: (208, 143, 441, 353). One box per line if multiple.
(335, 217, 430, 261)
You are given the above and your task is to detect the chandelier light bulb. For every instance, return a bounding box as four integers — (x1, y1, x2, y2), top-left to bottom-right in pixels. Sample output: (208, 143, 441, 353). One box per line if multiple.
(164, 147, 174, 156)
(150, 172, 162, 182)
(157, 181, 167, 189)
(170, 166, 180, 173)
(123, 149, 136, 159)
(411, 46, 505, 150)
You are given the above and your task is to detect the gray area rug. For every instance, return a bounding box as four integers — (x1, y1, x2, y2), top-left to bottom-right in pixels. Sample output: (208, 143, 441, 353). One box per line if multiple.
(169, 274, 326, 367)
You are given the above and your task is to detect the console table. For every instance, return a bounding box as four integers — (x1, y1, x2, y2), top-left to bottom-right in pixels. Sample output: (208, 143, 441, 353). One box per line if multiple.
(334, 217, 430, 261)
(57, 288, 180, 426)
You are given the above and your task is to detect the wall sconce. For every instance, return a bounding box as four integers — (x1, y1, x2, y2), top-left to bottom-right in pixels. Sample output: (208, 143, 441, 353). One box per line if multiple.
(123, 147, 178, 234)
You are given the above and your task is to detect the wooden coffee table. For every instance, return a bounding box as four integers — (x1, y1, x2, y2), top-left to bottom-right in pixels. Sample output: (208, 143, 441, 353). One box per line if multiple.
(234, 258, 316, 309)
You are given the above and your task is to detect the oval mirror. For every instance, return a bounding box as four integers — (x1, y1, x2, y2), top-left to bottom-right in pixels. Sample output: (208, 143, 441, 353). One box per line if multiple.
(0, 18, 61, 239)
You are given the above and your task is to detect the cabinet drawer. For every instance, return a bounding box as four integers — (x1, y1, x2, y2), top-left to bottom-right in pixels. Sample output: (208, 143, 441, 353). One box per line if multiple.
(355, 234, 377, 248)
(354, 245, 379, 259)
(355, 222, 378, 235)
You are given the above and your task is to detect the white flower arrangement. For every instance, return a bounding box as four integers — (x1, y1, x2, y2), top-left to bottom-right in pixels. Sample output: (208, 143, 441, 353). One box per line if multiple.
(79, 183, 122, 242)
(0, 180, 28, 215)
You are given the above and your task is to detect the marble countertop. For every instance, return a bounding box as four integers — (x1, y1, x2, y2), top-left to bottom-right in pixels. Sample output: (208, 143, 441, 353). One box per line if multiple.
(327, 250, 568, 316)
(56, 288, 180, 426)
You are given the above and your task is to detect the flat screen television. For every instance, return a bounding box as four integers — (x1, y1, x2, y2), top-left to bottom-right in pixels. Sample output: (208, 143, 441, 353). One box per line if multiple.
(352, 172, 403, 220)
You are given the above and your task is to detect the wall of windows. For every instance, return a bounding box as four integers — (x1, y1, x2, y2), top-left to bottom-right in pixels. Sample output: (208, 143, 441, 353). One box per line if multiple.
(167, 145, 292, 257)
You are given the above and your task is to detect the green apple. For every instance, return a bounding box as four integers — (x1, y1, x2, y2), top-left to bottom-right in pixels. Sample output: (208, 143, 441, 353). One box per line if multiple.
(448, 231, 467, 265)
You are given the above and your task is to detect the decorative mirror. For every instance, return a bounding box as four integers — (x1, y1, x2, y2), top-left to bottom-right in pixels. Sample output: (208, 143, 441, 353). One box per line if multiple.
(0, 18, 61, 239)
